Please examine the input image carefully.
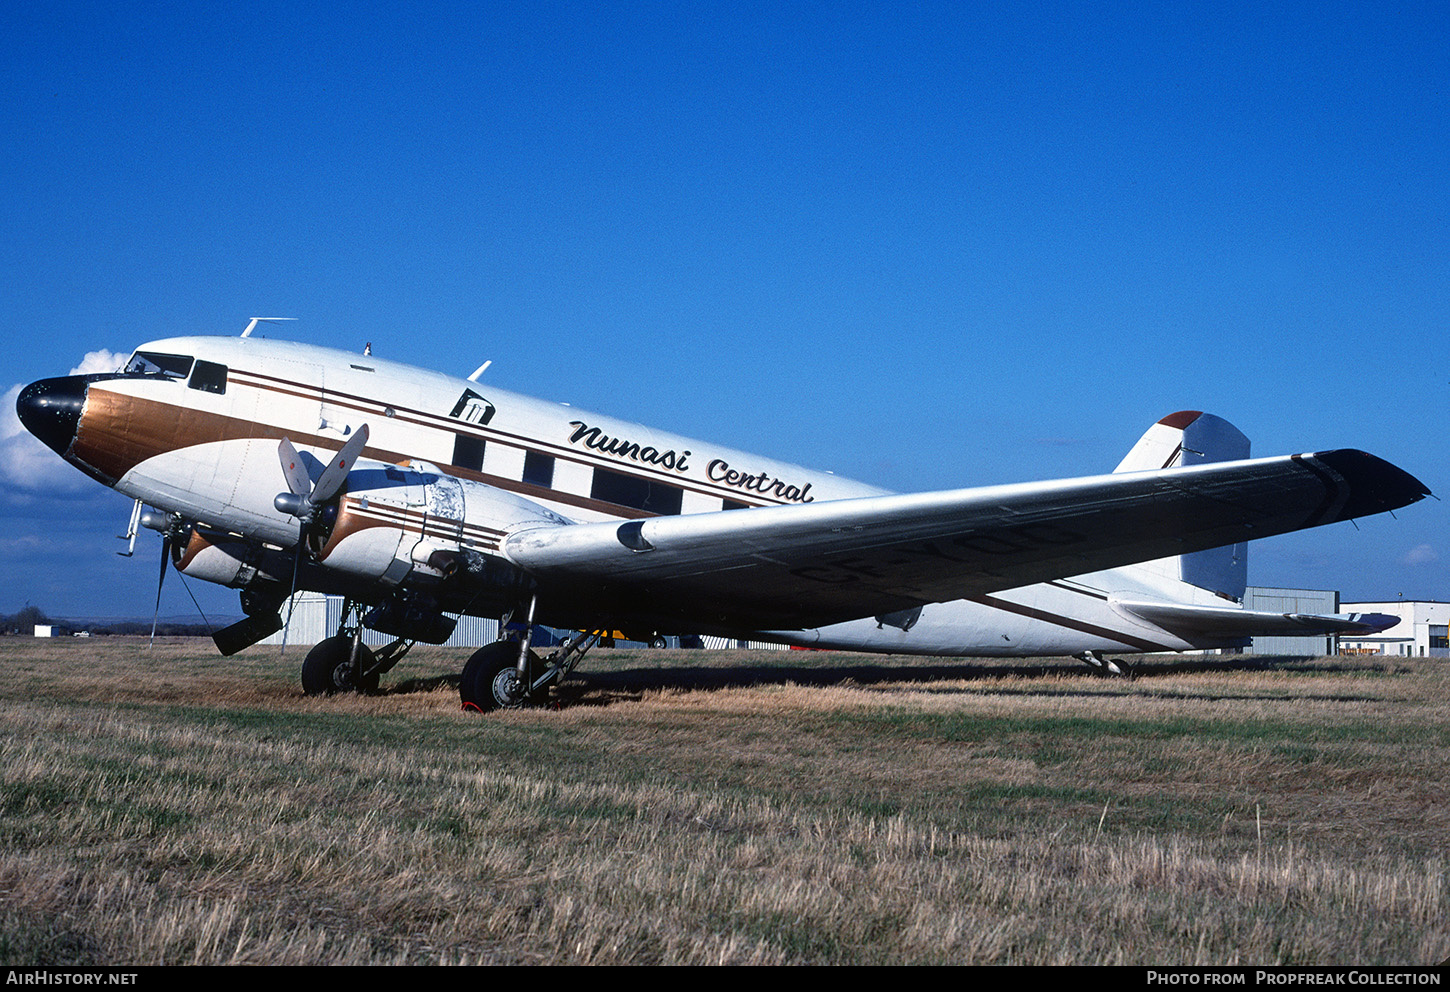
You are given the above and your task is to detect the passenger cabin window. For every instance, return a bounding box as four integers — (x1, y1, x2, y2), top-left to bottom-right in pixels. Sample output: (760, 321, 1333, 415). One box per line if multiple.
(188, 360, 228, 394)
(124, 352, 193, 379)
(522, 452, 555, 488)
(591, 468, 683, 515)
(452, 434, 485, 472)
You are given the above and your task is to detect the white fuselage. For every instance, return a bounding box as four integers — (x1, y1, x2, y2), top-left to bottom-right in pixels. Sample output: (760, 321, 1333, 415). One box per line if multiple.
(88, 335, 1224, 655)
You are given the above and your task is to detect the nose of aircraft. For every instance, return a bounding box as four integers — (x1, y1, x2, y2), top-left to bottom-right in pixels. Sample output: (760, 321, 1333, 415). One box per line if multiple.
(15, 375, 88, 457)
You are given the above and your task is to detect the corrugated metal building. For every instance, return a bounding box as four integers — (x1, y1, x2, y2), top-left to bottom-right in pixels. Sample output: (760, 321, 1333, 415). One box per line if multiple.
(262, 593, 788, 651)
(266, 588, 1352, 657)
(262, 593, 500, 648)
(1243, 585, 1340, 656)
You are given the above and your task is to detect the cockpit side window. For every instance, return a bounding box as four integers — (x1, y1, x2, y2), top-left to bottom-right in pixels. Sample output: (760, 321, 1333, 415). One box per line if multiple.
(123, 352, 194, 379)
(188, 360, 228, 394)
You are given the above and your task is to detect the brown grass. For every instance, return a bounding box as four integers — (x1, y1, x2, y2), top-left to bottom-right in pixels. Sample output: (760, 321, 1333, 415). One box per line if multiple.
(0, 638, 1446, 964)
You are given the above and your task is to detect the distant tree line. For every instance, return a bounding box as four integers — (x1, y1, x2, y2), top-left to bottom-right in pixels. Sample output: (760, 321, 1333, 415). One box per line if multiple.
(1, 605, 218, 637)
(2, 605, 55, 635)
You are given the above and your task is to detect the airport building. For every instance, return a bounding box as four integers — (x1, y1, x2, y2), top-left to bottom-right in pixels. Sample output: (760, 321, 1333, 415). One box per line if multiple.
(1241, 586, 1341, 656)
(262, 592, 790, 651)
(262, 593, 500, 649)
(1336, 600, 1450, 658)
(265, 589, 1443, 658)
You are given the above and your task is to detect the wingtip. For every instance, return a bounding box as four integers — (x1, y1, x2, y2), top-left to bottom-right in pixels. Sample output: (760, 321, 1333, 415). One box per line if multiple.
(1313, 449, 1432, 517)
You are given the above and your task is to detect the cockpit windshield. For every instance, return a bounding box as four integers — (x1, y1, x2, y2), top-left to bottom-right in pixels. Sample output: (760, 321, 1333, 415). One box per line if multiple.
(123, 352, 194, 379)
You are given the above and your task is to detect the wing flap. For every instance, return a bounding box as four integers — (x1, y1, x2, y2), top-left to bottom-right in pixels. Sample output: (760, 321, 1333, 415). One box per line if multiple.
(503, 449, 1428, 630)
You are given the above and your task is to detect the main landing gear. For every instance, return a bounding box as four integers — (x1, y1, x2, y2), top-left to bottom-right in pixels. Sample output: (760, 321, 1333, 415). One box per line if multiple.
(459, 597, 601, 712)
(1075, 651, 1135, 677)
(300, 599, 415, 696)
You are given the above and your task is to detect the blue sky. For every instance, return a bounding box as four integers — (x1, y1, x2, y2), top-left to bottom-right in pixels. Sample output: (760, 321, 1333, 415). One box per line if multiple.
(2, 1, 1445, 621)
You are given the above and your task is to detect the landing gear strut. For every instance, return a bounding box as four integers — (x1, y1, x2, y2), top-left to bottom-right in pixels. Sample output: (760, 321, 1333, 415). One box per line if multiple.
(300, 598, 415, 695)
(460, 596, 601, 712)
(1075, 651, 1135, 677)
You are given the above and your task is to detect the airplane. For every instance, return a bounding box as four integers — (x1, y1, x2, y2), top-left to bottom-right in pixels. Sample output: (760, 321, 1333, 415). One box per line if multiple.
(15, 327, 1430, 709)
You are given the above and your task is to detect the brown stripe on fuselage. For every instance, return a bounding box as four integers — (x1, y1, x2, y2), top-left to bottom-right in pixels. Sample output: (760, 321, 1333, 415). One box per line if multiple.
(76, 389, 310, 483)
(74, 388, 669, 521)
(963, 591, 1174, 652)
(317, 497, 504, 562)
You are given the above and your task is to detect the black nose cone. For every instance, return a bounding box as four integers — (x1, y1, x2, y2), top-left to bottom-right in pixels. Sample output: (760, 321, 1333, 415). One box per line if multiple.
(15, 375, 88, 457)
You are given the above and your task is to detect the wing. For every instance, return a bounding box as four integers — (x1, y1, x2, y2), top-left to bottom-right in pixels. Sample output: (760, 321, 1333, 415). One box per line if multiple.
(502, 449, 1429, 630)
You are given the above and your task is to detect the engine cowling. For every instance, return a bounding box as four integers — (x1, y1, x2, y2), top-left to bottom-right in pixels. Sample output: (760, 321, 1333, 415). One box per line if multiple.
(313, 466, 567, 591)
(175, 524, 287, 588)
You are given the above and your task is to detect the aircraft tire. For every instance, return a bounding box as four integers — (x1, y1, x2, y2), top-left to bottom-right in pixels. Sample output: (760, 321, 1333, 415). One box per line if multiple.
(301, 635, 380, 695)
(460, 641, 535, 712)
(1104, 658, 1134, 678)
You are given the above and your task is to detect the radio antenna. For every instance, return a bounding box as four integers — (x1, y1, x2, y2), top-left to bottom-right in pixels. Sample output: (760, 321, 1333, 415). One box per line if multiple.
(241, 317, 298, 338)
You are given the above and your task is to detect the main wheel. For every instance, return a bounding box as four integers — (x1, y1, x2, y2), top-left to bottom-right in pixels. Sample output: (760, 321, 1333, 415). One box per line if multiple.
(301, 635, 379, 695)
(460, 641, 538, 712)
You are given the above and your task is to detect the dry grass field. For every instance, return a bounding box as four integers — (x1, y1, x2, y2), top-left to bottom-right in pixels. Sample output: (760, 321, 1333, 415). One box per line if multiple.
(1, 637, 1446, 965)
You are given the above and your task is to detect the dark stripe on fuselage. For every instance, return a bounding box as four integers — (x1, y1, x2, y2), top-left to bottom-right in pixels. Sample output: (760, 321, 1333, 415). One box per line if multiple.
(964, 591, 1174, 652)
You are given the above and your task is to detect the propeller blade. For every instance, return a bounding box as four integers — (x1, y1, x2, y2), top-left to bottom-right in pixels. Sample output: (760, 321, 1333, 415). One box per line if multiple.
(149, 533, 170, 649)
(311, 424, 369, 505)
(279, 520, 308, 655)
(278, 437, 312, 498)
(274, 424, 369, 655)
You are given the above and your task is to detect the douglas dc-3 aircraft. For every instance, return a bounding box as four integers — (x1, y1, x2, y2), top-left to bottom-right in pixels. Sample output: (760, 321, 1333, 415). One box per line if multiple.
(16, 328, 1430, 709)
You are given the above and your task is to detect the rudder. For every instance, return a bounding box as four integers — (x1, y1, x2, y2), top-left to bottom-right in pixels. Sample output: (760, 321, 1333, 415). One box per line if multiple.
(1114, 411, 1250, 600)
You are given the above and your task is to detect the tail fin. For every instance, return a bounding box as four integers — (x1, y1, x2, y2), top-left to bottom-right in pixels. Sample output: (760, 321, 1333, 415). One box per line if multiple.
(1114, 411, 1251, 600)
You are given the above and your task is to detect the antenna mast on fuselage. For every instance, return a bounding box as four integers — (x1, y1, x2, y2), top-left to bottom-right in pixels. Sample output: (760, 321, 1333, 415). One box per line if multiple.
(241, 317, 298, 338)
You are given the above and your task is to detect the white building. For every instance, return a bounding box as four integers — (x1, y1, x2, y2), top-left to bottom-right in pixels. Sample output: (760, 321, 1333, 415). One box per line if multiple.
(262, 592, 500, 649)
(1338, 601, 1450, 658)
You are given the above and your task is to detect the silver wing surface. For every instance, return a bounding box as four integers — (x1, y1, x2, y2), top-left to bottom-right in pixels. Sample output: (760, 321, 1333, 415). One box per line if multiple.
(502, 449, 1429, 631)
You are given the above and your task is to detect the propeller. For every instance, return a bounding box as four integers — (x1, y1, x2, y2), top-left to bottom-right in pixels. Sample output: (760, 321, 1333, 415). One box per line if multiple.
(272, 425, 370, 649)
(275, 423, 369, 523)
(149, 528, 170, 648)
(139, 508, 181, 650)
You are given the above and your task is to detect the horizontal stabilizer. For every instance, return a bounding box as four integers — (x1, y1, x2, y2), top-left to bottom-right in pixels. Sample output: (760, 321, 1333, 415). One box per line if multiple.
(1112, 598, 1400, 637)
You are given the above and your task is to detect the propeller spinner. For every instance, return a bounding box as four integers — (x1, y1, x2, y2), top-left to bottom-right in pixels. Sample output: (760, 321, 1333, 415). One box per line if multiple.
(274, 425, 370, 530)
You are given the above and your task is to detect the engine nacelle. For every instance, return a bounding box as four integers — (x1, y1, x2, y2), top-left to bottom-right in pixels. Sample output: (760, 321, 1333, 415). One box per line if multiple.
(175, 525, 286, 588)
(314, 466, 566, 592)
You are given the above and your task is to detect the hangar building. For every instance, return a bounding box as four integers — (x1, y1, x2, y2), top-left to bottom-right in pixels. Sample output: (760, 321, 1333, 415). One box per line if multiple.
(266, 588, 1364, 657)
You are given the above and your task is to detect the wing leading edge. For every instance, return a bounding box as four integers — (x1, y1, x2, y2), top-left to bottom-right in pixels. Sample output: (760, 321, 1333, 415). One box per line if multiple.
(502, 449, 1429, 631)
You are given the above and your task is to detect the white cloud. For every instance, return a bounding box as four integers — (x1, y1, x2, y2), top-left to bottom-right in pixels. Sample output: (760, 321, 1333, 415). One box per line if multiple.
(69, 349, 126, 376)
(1402, 543, 1439, 566)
